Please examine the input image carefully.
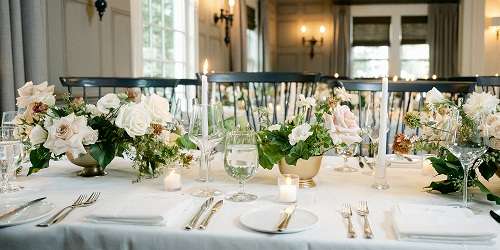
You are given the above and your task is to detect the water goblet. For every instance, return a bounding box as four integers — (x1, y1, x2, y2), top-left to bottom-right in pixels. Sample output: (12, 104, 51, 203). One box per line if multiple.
(334, 143, 359, 172)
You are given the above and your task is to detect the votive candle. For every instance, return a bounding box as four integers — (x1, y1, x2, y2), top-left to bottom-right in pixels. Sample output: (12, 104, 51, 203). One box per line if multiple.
(278, 174, 299, 203)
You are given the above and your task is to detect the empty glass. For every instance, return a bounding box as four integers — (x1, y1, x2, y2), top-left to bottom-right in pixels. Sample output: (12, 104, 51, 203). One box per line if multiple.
(334, 143, 359, 172)
(188, 103, 225, 197)
(224, 129, 258, 202)
(443, 110, 489, 208)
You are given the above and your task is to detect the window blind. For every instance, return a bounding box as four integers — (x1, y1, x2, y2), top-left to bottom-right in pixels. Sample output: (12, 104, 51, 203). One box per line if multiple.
(401, 16, 428, 44)
(352, 16, 391, 46)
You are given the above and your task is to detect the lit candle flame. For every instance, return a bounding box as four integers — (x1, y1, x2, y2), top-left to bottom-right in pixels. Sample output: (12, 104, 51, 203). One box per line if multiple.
(431, 74, 437, 80)
(228, 0, 235, 13)
(203, 59, 209, 75)
(392, 75, 398, 82)
(319, 25, 326, 34)
(334, 73, 339, 78)
(300, 25, 307, 33)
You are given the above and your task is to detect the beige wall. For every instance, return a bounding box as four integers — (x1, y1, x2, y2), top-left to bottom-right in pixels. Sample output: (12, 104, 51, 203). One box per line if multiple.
(263, 0, 278, 71)
(275, 0, 332, 73)
(485, 0, 500, 75)
(197, 0, 230, 72)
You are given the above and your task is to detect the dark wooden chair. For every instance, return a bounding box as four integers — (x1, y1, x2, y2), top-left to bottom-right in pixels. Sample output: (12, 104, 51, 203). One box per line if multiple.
(205, 72, 320, 130)
(59, 76, 199, 104)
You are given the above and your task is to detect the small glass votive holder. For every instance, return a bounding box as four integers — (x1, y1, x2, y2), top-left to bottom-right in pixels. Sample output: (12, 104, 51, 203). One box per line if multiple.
(163, 164, 182, 192)
(278, 174, 299, 203)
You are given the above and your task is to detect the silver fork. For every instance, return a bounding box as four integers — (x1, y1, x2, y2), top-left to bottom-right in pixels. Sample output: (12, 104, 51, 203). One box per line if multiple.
(357, 201, 373, 239)
(37, 194, 87, 227)
(341, 203, 356, 238)
(53, 192, 101, 224)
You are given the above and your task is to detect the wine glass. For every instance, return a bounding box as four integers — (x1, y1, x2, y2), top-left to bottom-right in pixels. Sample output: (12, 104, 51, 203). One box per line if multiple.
(443, 110, 489, 208)
(2, 111, 19, 128)
(224, 129, 258, 202)
(188, 103, 225, 197)
(334, 143, 359, 172)
(0, 127, 22, 193)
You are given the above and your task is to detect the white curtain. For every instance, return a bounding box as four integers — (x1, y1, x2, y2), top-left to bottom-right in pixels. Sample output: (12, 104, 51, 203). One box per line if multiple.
(0, 0, 48, 112)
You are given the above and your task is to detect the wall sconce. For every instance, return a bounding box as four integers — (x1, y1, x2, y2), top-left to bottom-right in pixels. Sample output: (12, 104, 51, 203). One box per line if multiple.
(94, 0, 107, 21)
(214, 0, 235, 46)
(301, 25, 325, 59)
(488, 17, 500, 40)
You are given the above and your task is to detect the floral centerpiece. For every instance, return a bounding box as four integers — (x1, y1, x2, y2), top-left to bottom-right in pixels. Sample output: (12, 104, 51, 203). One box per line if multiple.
(14, 81, 192, 178)
(257, 88, 362, 187)
(403, 88, 500, 204)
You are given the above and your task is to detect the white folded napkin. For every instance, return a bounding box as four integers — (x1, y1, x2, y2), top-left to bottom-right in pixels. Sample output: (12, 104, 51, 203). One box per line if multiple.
(85, 195, 193, 226)
(392, 203, 498, 245)
(388, 154, 421, 168)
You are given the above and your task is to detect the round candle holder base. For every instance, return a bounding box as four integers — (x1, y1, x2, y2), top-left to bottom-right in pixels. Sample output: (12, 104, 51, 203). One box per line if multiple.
(299, 179, 316, 188)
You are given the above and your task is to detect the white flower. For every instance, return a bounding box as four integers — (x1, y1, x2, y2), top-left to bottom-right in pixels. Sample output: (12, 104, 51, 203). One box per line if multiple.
(16, 81, 55, 108)
(334, 87, 353, 102)
(142, 94, 172, 125)
(82, 129, 99, 145)
(267, 124, 281, 131)
(115, 103, 152, 137)
(425, 87, 445, 106)
(297, 94, 316, 108)
(288, 123, 312, 146)
(96, 93, 121, 114)
(463, 92, 499, 120)
(85, 104, 102, 117)
(484, 113, 500, 139)
(29, 125, 48, 145)
(157, 130, 179, 146)
(43, 114, 93, 156)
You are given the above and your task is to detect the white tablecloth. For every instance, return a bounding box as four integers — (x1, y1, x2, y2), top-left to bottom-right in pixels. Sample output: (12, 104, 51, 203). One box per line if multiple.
(0, 155, 499, 250)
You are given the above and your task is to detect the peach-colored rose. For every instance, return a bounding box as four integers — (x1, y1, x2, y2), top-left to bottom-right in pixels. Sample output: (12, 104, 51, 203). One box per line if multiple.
(324, 105, 362, 145)
(16, 81, 55, 108)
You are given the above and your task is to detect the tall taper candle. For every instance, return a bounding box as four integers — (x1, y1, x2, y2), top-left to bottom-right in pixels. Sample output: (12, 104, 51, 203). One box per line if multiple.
(373, 77, 389, 189)
(201, 59, 209, 139)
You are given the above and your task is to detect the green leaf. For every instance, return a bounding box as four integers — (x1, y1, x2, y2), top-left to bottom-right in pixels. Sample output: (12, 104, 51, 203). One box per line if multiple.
(473, 180, 500, 205)
(478, 160, 497, 180)
(89, 143, 116, 169)
(177, 134, 197, 150)
(426, 180, 459, 194)
(28, 147, 51, 175)
(429, 157, 457, 176)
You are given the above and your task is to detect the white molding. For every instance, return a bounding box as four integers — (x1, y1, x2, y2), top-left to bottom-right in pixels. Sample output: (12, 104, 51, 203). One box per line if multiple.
(130, 0, 143, 76)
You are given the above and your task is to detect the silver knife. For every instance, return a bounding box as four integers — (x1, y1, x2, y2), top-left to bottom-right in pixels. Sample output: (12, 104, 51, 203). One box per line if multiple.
(277, 204, 297, 232)
(184, 197, 214, 230)
(0, 197, 46, 220)
(198, 200, 223, 230)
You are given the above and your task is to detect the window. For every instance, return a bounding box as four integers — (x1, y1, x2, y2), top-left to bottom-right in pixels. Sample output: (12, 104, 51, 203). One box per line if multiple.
(246, 5, 259, 72)
(400, 16, 429, 79)
(139, 0, 195, 78)
(351, 17, 391, 78)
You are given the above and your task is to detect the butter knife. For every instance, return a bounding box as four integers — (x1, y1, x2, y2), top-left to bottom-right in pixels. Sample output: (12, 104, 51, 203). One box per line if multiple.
(0, 197, 46, 220)
(185, 197, 214, 230)
(198, 200, 223, 230)
(277, 204, 296, 232)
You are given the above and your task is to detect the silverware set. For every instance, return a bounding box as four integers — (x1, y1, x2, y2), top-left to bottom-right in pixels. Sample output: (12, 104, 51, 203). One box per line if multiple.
(340, 201, 373, 239)
(185, 197, 224, 230)
(37, 192, 100, 227)
(277, 204, 297, 232)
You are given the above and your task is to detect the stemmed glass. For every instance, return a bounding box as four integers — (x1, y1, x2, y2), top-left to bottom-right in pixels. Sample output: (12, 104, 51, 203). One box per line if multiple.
(443, 110, 489, 208)
(334, 143, 359, 172)
(0, 127, 22, 193)
(188, 103, 225, 197)
(224, 129, 258, 202)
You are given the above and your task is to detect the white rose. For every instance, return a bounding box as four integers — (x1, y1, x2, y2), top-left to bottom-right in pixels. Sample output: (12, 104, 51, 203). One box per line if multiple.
(142, 94, 172, 125)
(463, 92, 499, 120)
(96, 93, 121, 114)
(297, 95, 316, 108)
(288, 123, 313, 146)
(425, 87, 445, 106)
(16, 81, 55, 108)
(29, 125, 48, 145)
(267, 124, 281, 131)
(43, 114, 91, 156)
(323, 106, 362, 145)
(157, 130, 179, 146)
(82, 129, 99, 145)
(115, 103, 152, 137)
(85, 104, 102, 117)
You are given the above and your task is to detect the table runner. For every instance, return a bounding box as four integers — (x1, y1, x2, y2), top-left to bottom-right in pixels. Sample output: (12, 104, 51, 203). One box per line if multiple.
(0, 155, 498, 250)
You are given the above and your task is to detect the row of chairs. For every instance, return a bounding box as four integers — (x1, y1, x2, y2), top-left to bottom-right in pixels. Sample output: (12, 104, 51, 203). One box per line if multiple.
(60, 74, 499, 153)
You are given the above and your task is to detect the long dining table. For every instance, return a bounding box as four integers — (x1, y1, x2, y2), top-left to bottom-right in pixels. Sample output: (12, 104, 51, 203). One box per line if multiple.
(1, 155, 499, 250)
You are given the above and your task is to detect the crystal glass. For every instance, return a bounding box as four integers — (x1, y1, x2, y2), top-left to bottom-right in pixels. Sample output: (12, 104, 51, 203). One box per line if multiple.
(188, 103, 225, 197)
(3, 110, 25, 177)
(278, 174, 299, 203)
(0, 127, 22, 193)
(334, 143, 359, 172)
(443, 110, 489, 208)
(2, 111, 19, 128)
(224, 129, 258, 202)
(163, 164, 182, 192)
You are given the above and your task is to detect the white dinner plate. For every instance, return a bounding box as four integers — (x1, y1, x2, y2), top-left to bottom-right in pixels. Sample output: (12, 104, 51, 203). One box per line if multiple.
(387, 154, 421, 167)
(240, 206, 318, 234)
(0, 200, 55, 227)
